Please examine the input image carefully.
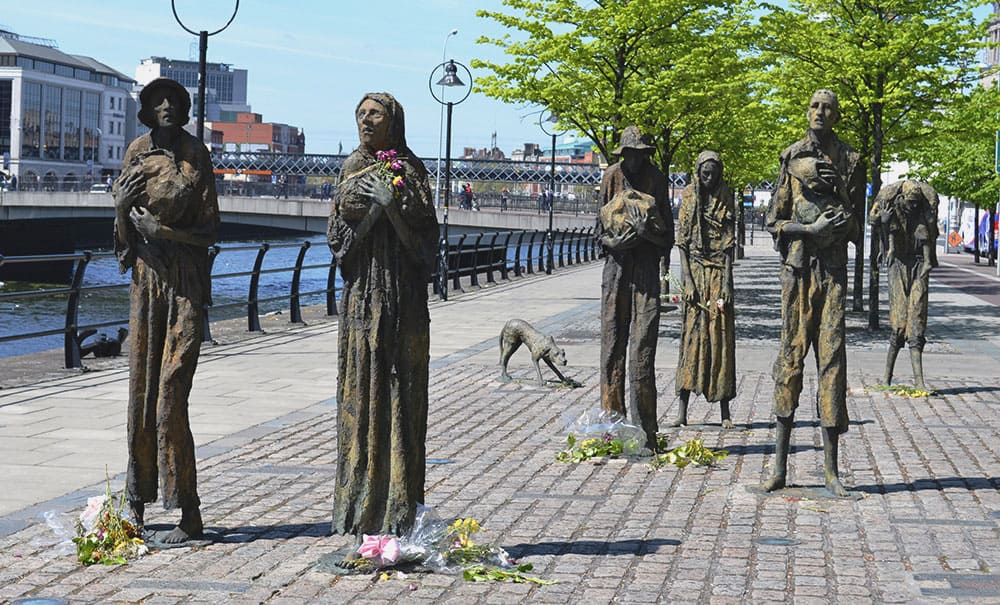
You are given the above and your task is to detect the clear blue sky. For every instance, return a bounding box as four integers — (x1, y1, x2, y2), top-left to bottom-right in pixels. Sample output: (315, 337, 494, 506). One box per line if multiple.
(1, 0, 544, 157)
(3, 1, 995, 158)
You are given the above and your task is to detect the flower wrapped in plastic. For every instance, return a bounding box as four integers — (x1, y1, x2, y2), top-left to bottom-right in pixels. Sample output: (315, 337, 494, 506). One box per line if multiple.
(347, 506, 552, 584)
(72, 480, 147, 566)
(556, 406, 646, 462)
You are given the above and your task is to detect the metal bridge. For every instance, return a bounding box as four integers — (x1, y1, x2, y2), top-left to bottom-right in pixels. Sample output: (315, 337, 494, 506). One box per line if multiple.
(209, 151, 777, 192)
(211, 151, 606, 186)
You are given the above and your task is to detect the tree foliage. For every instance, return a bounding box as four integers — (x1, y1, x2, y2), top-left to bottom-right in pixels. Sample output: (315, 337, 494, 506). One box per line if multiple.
(472, 0, 777, 188)
(757, 0, 991, 198)
(907, 85, 1000, 210)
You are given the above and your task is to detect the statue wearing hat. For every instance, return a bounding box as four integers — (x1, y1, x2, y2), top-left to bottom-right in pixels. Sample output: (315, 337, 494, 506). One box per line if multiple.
(114, 77, 220, 543)
(763, 89, 865, 497)
(596, 125, 674, 453)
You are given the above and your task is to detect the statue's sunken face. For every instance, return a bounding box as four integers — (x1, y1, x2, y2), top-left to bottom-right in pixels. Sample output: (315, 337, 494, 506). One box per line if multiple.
(149, 88, 180, 129)
(698, 160, 721, 191)
(807, 91, 839, 133)
(356, 98, 390, 150)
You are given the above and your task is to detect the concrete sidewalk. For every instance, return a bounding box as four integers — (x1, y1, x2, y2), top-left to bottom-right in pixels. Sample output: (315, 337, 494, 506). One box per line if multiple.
(1, 242, 999, 604)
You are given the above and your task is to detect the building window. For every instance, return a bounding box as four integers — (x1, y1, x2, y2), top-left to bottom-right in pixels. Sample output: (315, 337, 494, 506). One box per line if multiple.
(21, 82, 41, 158)
(0, 80, 11, 157)
(83, 92, 99, 161)
(43, 85, 62, 159)
(63, 89, 81, 161)
(108, 145, 113, 159)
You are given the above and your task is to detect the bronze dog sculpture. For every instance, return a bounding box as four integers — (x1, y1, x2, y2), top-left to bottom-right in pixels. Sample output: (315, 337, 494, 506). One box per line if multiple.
(499, 319, 579, 386)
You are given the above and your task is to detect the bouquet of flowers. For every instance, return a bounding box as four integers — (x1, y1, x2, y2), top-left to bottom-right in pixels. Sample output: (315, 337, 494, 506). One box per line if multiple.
(337, 149, 408, 221)
(345, 509, 553, 584)
(72, 480, 147, 566)
(556, 406, 645, 462)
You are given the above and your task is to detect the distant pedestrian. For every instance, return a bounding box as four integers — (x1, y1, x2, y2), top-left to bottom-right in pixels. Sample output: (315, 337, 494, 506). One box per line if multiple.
(500, 187, 509, 212)
(106, 175, 113, 192)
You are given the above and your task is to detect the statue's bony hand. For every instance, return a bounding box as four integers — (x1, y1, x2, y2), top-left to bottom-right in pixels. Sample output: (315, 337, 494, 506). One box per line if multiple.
(129, 206, 161, 241)
(811, 207, 847, 237)
(628, 205, 647, 236)
(115, 170, 145, 210)
(359, 173, 394, 208)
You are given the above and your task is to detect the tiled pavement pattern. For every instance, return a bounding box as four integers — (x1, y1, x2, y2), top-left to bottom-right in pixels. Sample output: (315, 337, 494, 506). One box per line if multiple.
(1, 243, 999, 604)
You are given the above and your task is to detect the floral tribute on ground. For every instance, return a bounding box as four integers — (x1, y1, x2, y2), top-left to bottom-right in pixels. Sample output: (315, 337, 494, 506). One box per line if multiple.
(341, 508, 554, 584)
(73, 480, 147, 566)
(555, 407, 646, 463)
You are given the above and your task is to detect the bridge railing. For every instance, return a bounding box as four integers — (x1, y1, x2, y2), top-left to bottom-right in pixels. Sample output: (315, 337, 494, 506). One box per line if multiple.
(0, 228, 600, 368)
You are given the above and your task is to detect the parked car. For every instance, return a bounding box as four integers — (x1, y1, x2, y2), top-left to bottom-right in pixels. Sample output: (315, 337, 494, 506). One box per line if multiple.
(89, 183, 109, 194)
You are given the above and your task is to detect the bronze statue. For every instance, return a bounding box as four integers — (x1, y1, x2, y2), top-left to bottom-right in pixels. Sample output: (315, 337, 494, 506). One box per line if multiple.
(763, 89, 865, 497)
(328, 93, 439, 553)
(114, 78, 219, 543)
(596, 126, 674, 453)
(498, 318, 576, 386)
(871, 180, 939, 389)
(673, 151, 736, 429)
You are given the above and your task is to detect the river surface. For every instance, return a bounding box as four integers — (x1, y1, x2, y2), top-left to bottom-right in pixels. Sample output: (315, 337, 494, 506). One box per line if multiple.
(0, 229, 571, 359)
(0, 235, 335, 359)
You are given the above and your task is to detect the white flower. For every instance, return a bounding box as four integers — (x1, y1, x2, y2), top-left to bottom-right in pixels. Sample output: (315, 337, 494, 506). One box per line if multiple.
(79, 495, 106, 531)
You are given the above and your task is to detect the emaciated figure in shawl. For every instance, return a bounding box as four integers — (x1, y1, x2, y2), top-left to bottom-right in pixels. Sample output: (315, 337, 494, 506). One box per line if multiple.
(115, 77, 219, 543)
(870, 180, 939, 390)
(672, 151, 737, 428)
(327, 93, 439, 557)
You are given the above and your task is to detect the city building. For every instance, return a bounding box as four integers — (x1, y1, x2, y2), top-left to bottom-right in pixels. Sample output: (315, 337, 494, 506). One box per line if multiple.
(0, 28, 136, 190)
(985, 2, 1000, 89)
(134, 56, 250, 124)
(205, 112, 305, 154)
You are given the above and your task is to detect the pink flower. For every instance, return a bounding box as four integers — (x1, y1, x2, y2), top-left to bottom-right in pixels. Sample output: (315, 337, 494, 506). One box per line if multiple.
(390, 160, 403, 171)
(358, 534, 400, 566)
(375, 150, 389, 162)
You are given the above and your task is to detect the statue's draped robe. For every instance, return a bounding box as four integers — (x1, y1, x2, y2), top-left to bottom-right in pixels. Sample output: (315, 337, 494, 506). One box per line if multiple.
(115, 132, 219, 510)
(328, 148, 438, 536)
(675, 181, 736, 402)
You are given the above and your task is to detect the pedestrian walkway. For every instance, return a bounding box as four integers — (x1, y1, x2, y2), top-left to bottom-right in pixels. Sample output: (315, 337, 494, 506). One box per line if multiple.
(1, 242, 998, 604)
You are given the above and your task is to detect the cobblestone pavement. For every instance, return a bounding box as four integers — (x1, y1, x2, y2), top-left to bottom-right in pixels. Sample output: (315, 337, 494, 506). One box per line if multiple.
(1, 245, 999, 604)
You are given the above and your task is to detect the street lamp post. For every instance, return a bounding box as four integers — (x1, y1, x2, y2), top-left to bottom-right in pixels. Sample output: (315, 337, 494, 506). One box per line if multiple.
(539, 111, 566, 275)
(429, 59, 472, 301)
(170, 0, 239, 143)
(434, 29, 458, 208)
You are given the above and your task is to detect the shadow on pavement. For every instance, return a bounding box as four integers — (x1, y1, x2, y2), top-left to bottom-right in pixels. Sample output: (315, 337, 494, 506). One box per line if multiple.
(854, 476, 999, 494)
(505, 538, 680, 558)
(211, 522, 332, 543)
(934, 386, 1000, 396)
(742, 419, 874, 431)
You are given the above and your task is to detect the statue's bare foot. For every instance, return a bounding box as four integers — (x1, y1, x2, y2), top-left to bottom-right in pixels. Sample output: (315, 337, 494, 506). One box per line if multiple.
(761, 474, 786, 492)
(670, 417, 687, 427)
(161, 508, 203, 544)
(498, 373, 512, 383)
(721, 418, 734, 429)
(826, 477, 849, 498)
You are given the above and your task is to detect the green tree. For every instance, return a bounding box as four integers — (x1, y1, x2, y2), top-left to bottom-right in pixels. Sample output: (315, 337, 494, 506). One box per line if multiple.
(908, 85, 1000, 211)
(757, 0, 991, 326)
(472, 0, 776, 188)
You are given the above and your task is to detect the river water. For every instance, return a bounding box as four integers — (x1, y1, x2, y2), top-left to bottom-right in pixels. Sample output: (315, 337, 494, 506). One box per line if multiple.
(0, 235, 335, 359)
(0, 228, 574, 359)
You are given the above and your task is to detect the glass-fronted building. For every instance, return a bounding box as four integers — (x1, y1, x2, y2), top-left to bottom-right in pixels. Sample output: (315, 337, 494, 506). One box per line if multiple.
(0, 29, 136, 191)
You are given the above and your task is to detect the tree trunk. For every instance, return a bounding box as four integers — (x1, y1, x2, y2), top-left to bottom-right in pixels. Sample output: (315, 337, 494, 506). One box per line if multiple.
(867, 98, 884, 331)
